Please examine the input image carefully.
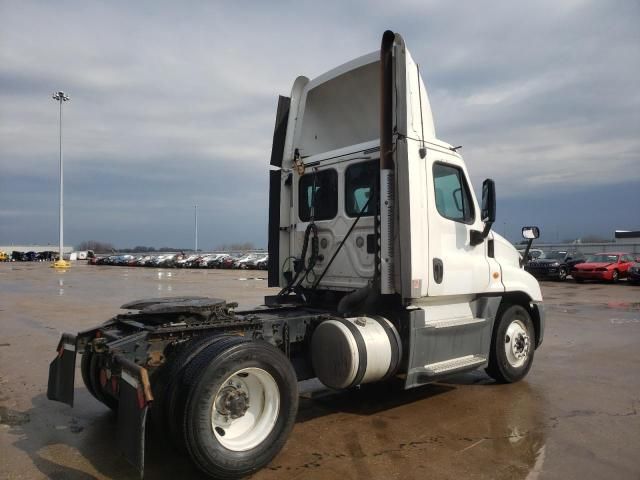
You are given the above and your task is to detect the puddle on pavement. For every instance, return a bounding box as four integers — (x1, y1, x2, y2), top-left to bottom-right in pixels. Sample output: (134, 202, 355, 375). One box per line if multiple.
(605, 302, 640, 311)
(549, 301, 640, 318)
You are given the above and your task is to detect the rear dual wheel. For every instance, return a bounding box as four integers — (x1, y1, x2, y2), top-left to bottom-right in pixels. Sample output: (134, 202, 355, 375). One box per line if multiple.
(159, 335, 298, 479)
(80, 351, 119, 411)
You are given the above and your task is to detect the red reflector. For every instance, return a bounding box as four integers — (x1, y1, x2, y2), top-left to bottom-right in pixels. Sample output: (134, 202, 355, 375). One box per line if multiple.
(136, 387, 146, 409)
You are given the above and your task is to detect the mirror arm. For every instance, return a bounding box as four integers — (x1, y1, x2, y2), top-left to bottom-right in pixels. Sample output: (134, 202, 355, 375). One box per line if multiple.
(470, 220, 493, 246)
(520, 238, 534, 267)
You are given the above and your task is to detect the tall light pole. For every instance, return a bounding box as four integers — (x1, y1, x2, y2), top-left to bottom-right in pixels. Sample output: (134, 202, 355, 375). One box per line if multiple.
(52, 91, 70, 268)
(194, 205, 198, 253)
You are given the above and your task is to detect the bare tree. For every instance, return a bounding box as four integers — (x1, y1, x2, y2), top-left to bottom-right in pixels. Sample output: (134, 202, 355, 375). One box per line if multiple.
(76, 240, 116, 253)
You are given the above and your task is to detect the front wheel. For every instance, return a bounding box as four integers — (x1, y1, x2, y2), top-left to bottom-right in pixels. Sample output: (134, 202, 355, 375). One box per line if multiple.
(557, 267, 567, 281)
(611, 270, 619, 283)
(180, 338, 298, 479)
(486, 304, 535, 383)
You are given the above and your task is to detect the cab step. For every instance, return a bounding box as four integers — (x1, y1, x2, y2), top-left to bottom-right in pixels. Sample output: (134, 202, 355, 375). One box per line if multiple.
(423, 354, 487, 375)
(424, 316, 485, 329)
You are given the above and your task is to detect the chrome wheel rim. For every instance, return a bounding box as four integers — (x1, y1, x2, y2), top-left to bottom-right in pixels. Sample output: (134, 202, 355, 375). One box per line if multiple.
(504, 320, 530, 368)
(211, 367, 280, 451)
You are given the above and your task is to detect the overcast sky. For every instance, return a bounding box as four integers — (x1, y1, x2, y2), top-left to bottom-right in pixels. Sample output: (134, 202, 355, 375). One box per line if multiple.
(1, 0, 638, 249)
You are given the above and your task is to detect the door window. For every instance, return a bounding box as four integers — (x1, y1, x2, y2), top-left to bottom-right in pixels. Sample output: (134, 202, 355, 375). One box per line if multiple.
(298, 169, 338, 221)
(432, 163, 475, 223)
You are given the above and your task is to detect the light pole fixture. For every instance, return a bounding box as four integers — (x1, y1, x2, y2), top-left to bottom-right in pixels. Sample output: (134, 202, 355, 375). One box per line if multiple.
(52, 91, 70, 269)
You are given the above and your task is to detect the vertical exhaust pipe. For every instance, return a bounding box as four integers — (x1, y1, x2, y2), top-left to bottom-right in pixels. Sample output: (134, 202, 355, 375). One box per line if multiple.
(379, 30, 395, 294)
(380, 30, 395, 171)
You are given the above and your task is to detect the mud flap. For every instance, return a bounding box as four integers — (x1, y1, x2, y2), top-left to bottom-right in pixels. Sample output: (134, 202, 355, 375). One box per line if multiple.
(47, 333, 77, 406)
(115, 355, 154, 478)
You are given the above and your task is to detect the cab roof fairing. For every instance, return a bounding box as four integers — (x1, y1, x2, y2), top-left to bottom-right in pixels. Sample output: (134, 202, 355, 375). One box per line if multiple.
(282, 35, 446, 171)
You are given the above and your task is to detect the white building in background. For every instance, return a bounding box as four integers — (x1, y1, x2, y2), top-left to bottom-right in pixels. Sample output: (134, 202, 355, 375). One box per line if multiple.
(615, 230, 640, 245)
(0, 245, 73, 254)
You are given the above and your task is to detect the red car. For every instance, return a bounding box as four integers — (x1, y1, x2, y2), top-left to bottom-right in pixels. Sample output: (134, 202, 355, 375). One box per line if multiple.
(571, 252, 636, 283)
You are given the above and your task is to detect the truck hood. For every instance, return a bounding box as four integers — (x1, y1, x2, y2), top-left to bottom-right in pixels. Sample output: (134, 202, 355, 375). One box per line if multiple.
(491, 232, 520, 268)
(491, 232, 543, 302)
(574, 262, 613, 269)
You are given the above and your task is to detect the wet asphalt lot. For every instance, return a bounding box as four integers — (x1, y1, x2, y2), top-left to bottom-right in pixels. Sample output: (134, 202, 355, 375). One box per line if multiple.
(1, 263, 639, 480)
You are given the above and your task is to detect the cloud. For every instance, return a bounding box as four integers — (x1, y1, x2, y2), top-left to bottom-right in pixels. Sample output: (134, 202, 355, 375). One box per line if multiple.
(0, 0, 638, 247)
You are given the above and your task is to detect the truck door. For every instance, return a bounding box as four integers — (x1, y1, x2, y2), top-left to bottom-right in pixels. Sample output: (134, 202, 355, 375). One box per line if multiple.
(426, 155, 491, 297)
(389, 32, 491, 299)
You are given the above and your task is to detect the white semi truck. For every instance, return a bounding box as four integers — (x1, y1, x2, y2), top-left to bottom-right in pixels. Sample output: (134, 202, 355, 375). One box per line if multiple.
(47, 31, 544, 479)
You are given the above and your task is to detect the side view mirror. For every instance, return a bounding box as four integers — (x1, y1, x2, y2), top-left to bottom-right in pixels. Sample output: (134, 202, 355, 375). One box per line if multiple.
(481, 179, 496, 223)
(520, 225, 541, 267)
(522, 226, 540, 239)
(470, 179, 496, 246)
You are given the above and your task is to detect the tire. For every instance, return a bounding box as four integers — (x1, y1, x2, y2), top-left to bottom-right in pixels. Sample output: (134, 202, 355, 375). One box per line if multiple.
(486, 304, 535, 384)
(611, 270, 619, 283)
(557, 267, 567, 281)
(151, 335, 235, 447)
(87, 353, 119, 411)
(179, 337, 298, 479)
(80, 351, 97, 398)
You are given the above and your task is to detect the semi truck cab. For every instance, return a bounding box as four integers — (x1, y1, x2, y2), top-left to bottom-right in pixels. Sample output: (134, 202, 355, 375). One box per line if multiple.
(268, 31, 543, 387)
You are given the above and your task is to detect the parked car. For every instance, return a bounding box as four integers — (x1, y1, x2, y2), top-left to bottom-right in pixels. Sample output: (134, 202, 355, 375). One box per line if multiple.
(23, 251, 38, 261)
(571, 252, 636, 283)
(221, 254, 243, 269)
(0, 251, 9, 262)
(242, 254, 268, 270)
(203, 253, 227, 268)
(255, 254, 269, 270)
(518, 248, 545, 264)
(234, 254, 261, 269)
(628, 263, 640, 285)
(176, 254, 198, 268)
(524, 250, 585, 281)
(195, 254, 216, 268)
(209, 254, 230, 268)
(38, 251, 57, 261)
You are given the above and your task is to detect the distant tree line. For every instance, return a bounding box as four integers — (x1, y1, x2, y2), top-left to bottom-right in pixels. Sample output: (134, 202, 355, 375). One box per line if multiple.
(76, 240, 116, 253)
(215, 242, 255, 251)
